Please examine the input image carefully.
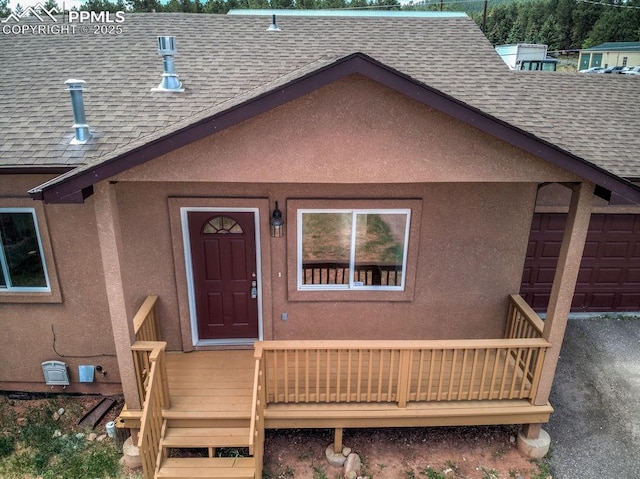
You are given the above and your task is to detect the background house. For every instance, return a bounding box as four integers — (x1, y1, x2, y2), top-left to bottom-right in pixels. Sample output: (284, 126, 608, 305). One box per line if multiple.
(578, 41, 640, 70)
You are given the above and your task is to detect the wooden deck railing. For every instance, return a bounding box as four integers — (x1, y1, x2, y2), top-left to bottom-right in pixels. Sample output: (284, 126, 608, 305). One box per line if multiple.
(132, 296, 161, 404)
(255, 339, 550, 408)
(135, 342, 169, 479)
(505, 294, 545, 340)
(249, 357, 266, 479)
(302, 261, 402, 286)
(133, 295, 160, 342)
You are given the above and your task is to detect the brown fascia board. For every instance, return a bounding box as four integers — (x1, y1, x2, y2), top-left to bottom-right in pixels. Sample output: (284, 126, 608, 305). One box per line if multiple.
(0, 166, 75, 175)
(29, 52, 640, 205)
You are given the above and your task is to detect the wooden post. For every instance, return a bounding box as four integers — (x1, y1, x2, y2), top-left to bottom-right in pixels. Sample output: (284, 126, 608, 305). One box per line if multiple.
(94, 181, 141, 410)
(334, 428, 343, 454)
(534, 182, 594, 407)
(521, 423, 542, 440)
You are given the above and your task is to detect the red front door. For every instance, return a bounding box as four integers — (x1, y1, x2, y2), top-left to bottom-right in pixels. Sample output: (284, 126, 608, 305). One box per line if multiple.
(188, 211, 259, 340)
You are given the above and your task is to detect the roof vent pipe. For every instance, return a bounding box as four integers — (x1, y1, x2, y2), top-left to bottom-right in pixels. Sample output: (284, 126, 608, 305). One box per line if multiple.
(65, 79, 91, 144)
(153, 36, 184, 92)
(267, 14, 281, 31)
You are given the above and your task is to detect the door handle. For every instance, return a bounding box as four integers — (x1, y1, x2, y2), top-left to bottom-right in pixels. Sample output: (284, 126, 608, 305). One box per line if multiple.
(250, 280, 257, 299)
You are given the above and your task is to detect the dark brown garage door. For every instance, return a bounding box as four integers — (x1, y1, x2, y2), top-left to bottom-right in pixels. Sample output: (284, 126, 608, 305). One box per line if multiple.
(521, 213, 640, 312)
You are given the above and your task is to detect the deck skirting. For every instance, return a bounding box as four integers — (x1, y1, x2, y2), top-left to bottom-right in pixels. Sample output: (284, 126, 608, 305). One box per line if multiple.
(263, 399, 553, 429)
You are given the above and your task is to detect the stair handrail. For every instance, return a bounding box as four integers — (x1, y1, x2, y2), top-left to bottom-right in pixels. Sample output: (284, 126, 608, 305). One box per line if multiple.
(249, 350, 266, 479)
(133, 295, 160, 341)
(136, 342, 169, 479)
(506, 294, 545, 339)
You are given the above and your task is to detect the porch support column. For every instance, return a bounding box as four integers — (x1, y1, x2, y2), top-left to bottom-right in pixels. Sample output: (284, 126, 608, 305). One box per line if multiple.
(94, 181, 141, 410)
(534, 181, 595, 406)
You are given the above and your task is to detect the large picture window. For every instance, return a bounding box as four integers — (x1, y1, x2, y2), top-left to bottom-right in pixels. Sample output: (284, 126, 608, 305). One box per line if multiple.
(298, 209, 411, 291)
(0, 209, 50, 292)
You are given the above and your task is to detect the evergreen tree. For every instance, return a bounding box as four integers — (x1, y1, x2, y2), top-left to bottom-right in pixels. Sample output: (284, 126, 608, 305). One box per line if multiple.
(0, 0, 10, 16)
(319, 0, 346, 8)
(584, 3, 640, 47)
(42, 0, 59, 12)
(15, 3, 24, 15)
(80, 0, 122, 12)
(297, 0, 317, 8)
(130, 0, 163, 11)
(349, 0, 369, 8)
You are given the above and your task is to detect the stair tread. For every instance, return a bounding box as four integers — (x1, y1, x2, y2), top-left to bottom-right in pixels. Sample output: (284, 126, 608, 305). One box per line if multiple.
(157, 457, 255, 478)
(163, 427, 251, 448)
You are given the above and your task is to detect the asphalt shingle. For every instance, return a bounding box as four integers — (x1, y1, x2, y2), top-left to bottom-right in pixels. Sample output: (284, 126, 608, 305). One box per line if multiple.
(0, 12, 638, 180)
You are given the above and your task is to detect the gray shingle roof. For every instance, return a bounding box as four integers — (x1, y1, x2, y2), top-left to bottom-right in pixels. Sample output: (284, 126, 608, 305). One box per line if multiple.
(1, 12, 639, 183)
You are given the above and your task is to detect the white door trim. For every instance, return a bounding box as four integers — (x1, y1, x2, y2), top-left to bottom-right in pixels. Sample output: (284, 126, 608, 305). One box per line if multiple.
(180, 207, 263, 347)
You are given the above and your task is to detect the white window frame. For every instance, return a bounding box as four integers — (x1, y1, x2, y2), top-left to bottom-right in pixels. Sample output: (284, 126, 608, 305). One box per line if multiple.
(297, 208, 411, 292)
(0, 207, 51, 293)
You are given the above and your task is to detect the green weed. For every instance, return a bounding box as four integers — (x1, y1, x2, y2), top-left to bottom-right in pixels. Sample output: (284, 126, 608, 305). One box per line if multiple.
(420, 466, 446, 479)
(480, 467, 499, 479)
(0, 436, 16, 459)
(530, 458, 552, 479)
(311, 463, 329, 479)
(0, 397, 122, 479)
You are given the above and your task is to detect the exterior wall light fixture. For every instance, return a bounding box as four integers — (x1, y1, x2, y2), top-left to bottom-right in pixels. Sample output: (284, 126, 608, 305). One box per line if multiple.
(271, 201, 284, 238)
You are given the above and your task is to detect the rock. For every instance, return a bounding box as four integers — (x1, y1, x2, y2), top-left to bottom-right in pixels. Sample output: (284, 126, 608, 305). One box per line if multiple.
(57, 408, 65, 416)
(88, 433, 98, 441)
(16, 417, 27, 427)
(97, 434, 107, 442)
(52, 412, 60, 421)
(343, 452, 361, 479)
(53, 430, 62, 438)
(325, 445, 347, 467)
(342, 447, 352, 457)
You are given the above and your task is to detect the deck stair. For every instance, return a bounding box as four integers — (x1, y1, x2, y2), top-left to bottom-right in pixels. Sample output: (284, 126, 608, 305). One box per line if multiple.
(153, 350, 257, 479)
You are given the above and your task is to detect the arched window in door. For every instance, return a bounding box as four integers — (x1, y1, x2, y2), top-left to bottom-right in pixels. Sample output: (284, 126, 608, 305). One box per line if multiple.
(202, 216, 244, 235)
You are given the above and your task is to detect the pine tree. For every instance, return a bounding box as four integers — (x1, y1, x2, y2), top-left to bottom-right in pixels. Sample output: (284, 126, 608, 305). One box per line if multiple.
(0, 0, 10, 17)
(42, 0, 59, 12)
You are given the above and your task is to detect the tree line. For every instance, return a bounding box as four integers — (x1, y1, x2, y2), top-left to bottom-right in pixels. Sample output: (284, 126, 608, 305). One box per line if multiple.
(2, 0, 638, 49)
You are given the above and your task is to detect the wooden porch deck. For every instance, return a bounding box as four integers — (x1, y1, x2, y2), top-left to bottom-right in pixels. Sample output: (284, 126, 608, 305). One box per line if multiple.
(164, 350, 254, 424)
(127, 295, 552, 479)
(164, 348, 552, 429)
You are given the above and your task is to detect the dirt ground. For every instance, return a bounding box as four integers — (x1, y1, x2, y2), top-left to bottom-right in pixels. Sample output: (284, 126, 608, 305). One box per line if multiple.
(263, 426, 549, 479)
(2, 394, 550, 479)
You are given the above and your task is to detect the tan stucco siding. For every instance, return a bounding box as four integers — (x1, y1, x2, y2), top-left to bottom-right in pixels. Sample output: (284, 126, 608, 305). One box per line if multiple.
(116, 75, 579, 185)
(113, 181, 537, 349)
(0, 175, 119, 393)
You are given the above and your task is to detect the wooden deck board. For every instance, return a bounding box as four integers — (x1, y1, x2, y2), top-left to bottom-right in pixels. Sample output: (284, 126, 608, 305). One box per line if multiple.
(163, 427, 251, 448)
(164, 350, 254, 422)
(157, 457, 255, 478)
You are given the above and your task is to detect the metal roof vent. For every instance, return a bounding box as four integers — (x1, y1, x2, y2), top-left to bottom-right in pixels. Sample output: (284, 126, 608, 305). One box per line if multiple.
(267, 14, 281, 31)
(65, 79, 92, 145)
(152, 36, 184, 92)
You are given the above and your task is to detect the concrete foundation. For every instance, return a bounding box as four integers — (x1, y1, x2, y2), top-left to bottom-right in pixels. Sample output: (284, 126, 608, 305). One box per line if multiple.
(517, 428, 551, 459)
(122, 436, 142, 469)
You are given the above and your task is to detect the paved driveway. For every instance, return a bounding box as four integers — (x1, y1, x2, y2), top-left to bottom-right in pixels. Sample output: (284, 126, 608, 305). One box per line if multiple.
(546, 315, 640, 478)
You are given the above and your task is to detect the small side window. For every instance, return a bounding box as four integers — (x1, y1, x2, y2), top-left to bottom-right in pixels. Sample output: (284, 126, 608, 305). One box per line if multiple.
(0, 209, 50, 292)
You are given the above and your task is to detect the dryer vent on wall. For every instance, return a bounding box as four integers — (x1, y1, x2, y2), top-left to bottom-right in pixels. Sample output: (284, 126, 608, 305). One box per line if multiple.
(42, 361, 70, 387)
